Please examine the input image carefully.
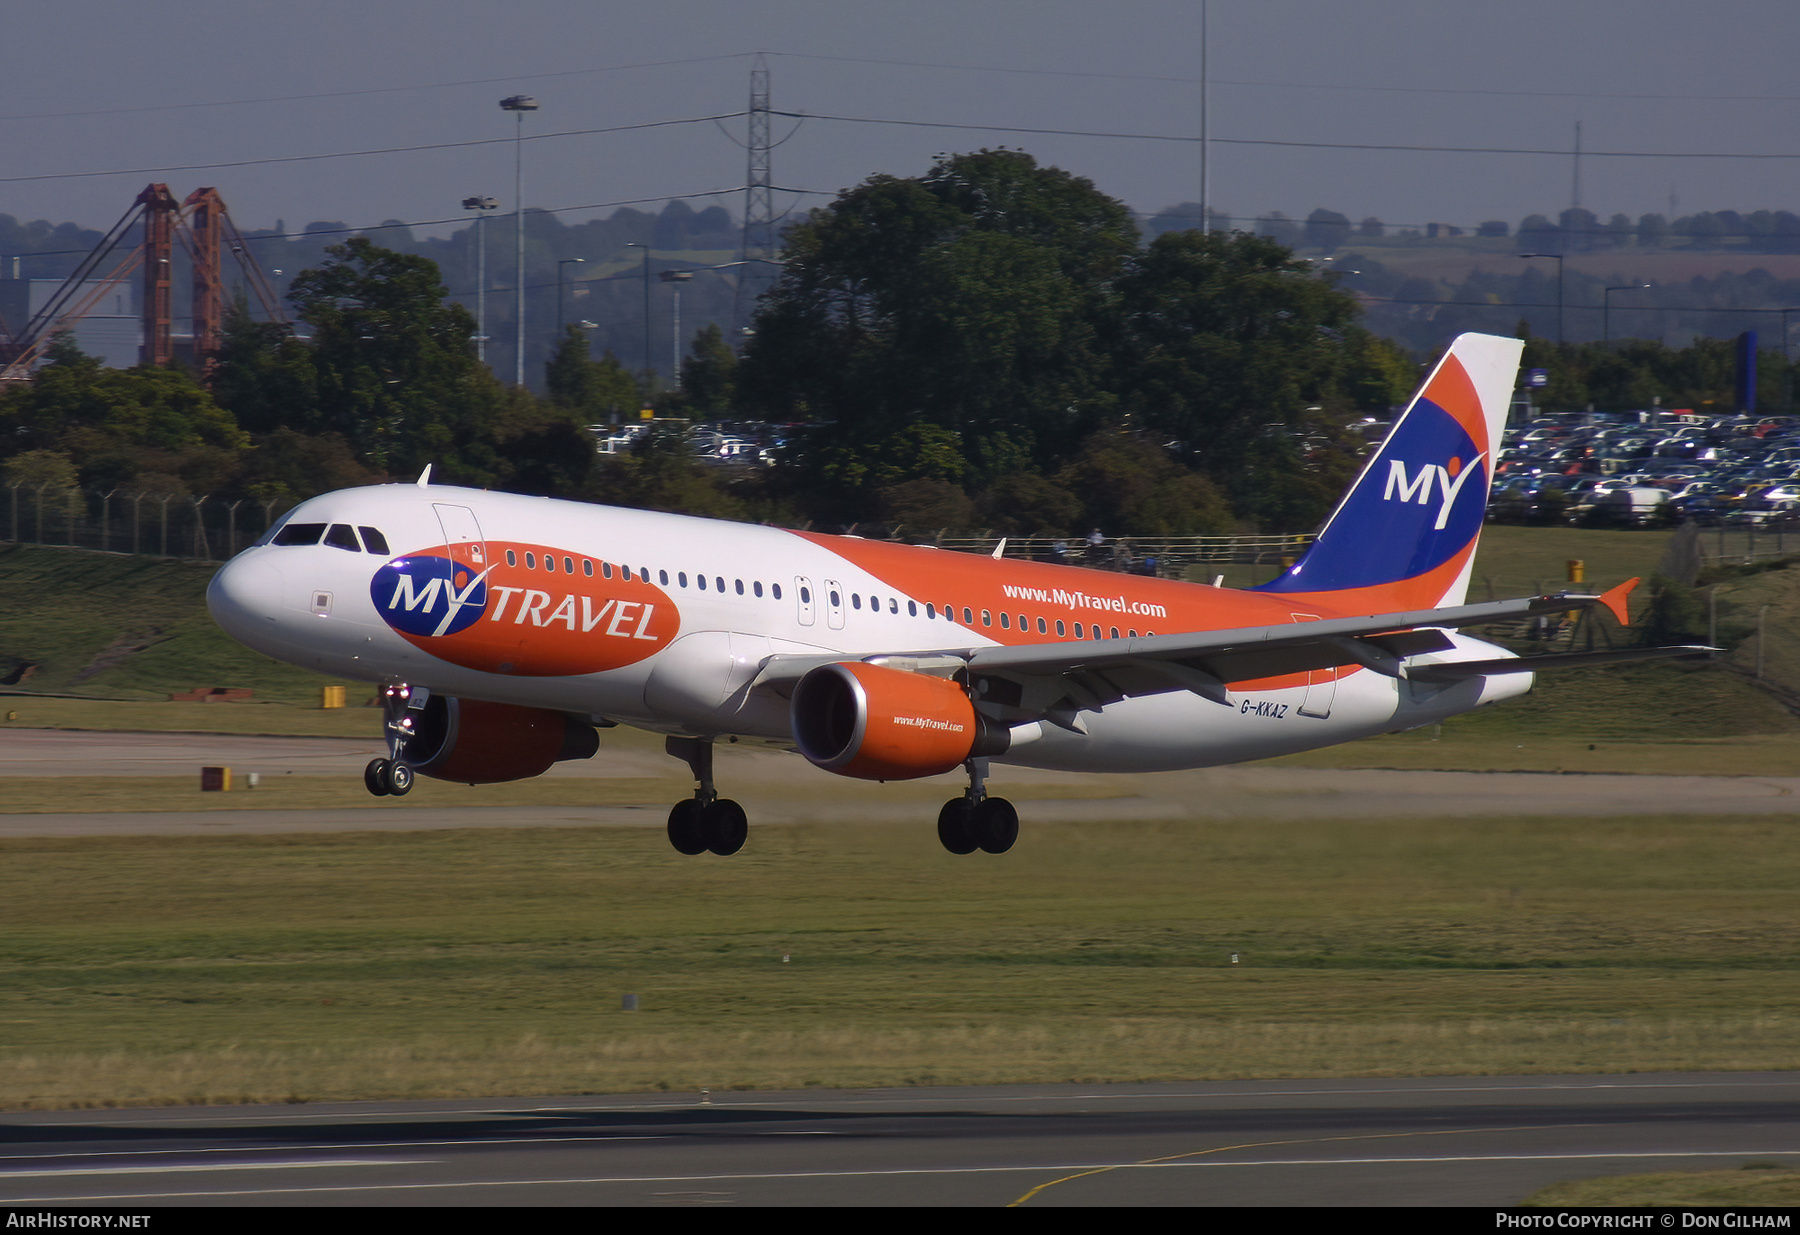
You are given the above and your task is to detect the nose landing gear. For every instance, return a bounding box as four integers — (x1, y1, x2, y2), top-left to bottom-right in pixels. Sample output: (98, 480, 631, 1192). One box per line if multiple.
(364, 682, 425, 797)
(937, 758, 1017, 854)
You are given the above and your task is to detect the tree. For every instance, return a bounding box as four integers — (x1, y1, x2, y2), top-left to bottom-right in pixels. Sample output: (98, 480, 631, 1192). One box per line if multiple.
(545, 325, 639, 420)
(680, 323, 738, 416)
(0, 342, 248, 493)
(1303, 209, 1351, 253)
(283, 237, 500, 479)
(1115, 229, 1365, 526)
(1255, 212, 1301, 247)
(739, 149, 1139, 512)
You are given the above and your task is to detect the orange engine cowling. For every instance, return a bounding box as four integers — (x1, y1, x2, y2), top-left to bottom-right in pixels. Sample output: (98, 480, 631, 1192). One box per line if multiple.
(402, 696, 599, 784)
(790, 662, 1010, 781)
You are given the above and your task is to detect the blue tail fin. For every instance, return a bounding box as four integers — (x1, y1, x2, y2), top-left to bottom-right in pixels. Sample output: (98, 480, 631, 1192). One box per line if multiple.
(1255, 332, 1523, 611)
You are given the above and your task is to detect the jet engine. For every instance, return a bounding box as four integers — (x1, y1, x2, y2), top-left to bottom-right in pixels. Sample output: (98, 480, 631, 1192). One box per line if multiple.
(400, 696, 599, 784)
(790, 662, 1009, 781)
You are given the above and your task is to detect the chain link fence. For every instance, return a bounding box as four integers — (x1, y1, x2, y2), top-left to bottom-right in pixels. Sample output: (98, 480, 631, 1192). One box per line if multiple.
(2, 485, 296, 562)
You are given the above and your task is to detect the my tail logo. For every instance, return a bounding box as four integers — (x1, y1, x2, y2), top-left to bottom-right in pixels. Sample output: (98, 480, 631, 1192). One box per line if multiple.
(1383, 452, 1488, 530)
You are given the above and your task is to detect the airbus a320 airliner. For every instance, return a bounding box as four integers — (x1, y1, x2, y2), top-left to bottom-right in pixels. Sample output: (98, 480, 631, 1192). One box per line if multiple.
(208, 333, 1705, 857)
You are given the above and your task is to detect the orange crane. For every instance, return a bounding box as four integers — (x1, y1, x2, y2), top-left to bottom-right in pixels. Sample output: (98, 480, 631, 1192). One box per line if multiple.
(0, 183, 286, 382)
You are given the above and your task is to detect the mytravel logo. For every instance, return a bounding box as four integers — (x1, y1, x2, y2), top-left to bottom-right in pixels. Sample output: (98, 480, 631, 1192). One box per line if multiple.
(371, 541, 681, 677)
(372, 555, 490, 637)
(1381, 451, 1489, 531)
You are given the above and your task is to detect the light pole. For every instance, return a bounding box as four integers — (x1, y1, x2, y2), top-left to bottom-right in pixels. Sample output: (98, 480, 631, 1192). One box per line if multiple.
(462, 195, 499, 362)
(557, 258, 585, 337)
(500, 95, 538, 386)
(1782, 307, 1800, 415)
(1603, 284, 1649, 344)
(626, 242, 652, 381)
(659, 269, 693, 387)
(1519, 252, 1565, 345)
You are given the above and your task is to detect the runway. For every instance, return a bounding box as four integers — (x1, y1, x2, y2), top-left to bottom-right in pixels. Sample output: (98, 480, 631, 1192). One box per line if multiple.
(1, 1074, 1797, 1206)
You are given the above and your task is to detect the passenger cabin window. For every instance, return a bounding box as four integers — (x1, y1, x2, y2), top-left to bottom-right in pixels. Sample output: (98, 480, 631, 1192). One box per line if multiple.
(564, 557, 574, 574)
(506, 550, 517, 566)
(772, 583, 782, 600)
(583, 560, 594, 577)
(358, 527, 390, 555)
(272, 522, 326, 547)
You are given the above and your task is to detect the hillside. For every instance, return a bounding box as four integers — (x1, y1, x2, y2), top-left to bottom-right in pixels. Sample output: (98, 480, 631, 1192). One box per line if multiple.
(0, 544, 360, 705)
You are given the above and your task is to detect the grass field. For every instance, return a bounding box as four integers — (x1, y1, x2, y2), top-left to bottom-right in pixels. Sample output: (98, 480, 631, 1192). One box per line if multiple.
(1, 814, 1797, 1110)
(0, 543, 365, 705)
(1524, 1165, 1800, 1207)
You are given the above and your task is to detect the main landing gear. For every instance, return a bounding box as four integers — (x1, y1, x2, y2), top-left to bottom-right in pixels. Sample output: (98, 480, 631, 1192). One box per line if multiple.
(664, 736, 747, 856)
(365, 682, 421, 797)
(937, 758, 1018, 855)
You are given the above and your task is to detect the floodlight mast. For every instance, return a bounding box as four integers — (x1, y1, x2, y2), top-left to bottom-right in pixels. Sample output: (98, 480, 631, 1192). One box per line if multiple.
(500, 95, 539, 386)
(462, 195, 500, 363)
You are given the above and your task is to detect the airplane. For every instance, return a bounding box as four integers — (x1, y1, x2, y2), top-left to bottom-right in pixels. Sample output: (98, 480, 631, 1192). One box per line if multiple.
(207, 333, 1708, 857)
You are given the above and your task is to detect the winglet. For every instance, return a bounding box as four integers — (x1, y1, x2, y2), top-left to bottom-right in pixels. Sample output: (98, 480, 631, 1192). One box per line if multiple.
(1598, 577, 1639, 626)
(416, 464, 433, 488)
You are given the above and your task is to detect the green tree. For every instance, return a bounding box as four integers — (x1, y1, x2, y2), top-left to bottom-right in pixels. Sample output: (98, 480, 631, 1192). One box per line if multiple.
(1116, 229, 1363, 526)
(740, 149, 1138, 489)
(545, 325, 639, 420)
(283, 237, 499, 479)
(680, 323, 738, 417)
(0, 344, 248, 493)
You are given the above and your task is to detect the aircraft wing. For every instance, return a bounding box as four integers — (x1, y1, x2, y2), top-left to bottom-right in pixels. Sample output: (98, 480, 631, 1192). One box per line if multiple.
(747, 578, 1711, 716)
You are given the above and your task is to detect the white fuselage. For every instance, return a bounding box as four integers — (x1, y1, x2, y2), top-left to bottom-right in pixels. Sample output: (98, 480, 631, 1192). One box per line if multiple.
(207, 484, 1529, 775)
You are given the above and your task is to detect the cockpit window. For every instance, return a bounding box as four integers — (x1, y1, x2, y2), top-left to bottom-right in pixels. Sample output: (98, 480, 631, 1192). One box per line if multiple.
(358, 526, 390, 555)
(272, 522, 327, 547)
(324, 524, 361, 552)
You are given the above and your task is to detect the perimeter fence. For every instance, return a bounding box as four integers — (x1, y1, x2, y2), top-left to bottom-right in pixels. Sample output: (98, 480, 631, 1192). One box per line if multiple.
(1, 485, 1316, 575)
(2, 485, 294, 562)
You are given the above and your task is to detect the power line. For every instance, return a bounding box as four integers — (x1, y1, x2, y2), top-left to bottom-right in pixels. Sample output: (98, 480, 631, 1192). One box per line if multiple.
(768, 50, 1800, 105)
(776, 110, 1800, 161)
(0, 114, 747, 185)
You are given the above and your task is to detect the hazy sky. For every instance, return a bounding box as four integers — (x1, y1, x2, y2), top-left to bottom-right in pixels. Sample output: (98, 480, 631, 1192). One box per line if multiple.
(6, 0, 1798, 243)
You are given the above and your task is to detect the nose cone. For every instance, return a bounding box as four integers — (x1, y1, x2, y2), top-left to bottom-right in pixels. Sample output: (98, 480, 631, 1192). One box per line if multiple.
(207, 553, 288, 652)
